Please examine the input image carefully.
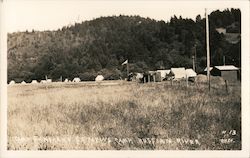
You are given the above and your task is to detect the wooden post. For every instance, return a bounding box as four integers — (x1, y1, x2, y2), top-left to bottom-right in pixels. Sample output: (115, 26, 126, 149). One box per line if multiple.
(144, 77, 146, 83)
(127, 60, 129, 78)
(153, 75, 156, 82)
(223, 56, 225, 65)
(205, 8, 211, 91)
(225, 80, 228, 93)
(192, 55, 195, 72)
(148, 74, 150, 83)
(186, 75, 188, 87)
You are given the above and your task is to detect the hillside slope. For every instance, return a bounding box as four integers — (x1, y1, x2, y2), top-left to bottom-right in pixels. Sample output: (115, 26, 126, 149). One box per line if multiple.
(7, 9, 241, 82)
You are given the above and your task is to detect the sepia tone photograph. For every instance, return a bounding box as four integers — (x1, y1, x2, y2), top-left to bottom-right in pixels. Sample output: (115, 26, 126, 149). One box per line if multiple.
(1, 0, 249, 155)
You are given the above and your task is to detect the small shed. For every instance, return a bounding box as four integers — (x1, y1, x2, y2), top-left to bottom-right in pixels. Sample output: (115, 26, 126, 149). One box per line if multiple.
(170, 68, 186, 80)
(210, 65, 239, 82)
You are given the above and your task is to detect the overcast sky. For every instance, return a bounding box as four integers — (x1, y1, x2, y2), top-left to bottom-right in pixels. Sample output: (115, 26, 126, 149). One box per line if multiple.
(4, 0, 242, 33)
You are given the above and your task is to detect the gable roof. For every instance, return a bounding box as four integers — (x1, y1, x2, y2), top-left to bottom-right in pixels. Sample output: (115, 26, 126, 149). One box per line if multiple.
(204, 67, 213, 71)
(214, 65, 239, 71)
(170, 68, 186, 78)
(186, 69, 197, 77)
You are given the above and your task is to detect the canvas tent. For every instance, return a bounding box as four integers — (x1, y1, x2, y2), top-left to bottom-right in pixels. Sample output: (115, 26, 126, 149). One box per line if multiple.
(185, 69, 197, 78)
(9, 80, 15, 85)
(31, 80, 38, 84)
(73, 77, 81, 82)
(170, 68, 186, 80)
(21, 81, 26, 85)
(40, 80, 47, 84)
(95, 75, 104, 81)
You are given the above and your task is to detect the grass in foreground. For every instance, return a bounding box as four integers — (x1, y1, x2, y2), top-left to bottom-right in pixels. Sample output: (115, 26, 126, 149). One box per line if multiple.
(7, 81, 241, 150)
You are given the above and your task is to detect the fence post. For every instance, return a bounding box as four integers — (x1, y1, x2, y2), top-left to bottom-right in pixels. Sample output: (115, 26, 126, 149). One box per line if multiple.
(186, 75, 188, 87)
(225, 80, 228, 93)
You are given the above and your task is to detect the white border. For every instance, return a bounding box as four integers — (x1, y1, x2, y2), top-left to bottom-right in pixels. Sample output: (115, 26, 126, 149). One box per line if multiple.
(1, 0, 249, 158)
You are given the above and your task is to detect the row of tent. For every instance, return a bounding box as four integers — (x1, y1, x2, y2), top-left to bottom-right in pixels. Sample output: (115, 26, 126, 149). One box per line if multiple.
(130, 68, 197, 82)
(8, 75, 105, 85)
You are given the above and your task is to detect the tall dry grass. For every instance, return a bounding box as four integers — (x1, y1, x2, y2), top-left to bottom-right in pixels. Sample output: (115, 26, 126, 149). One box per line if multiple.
(7, 81, 241, 150)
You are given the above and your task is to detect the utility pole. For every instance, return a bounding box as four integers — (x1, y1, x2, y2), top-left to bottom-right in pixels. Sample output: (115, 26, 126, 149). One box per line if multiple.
(205, 8, 211, 91)
(223, 56, 225, 65)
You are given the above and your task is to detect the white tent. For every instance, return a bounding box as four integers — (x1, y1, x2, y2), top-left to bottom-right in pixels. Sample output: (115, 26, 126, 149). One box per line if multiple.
(170, 68, 186, 80)
(186, 69, 197, 78)
(9, 80, 15, 85)
(73, 77, 81, 82)
(40, 80, 47, 84)
(64, 78, 69, 82)
(21, 81, 26, 85)
(95, 75, 104, 81)
(31, 80, 38, 84)
(46, 79, 52, 83)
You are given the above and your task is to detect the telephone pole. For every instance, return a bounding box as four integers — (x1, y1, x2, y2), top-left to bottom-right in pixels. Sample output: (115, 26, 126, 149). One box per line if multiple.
(205, 8, 211, 91)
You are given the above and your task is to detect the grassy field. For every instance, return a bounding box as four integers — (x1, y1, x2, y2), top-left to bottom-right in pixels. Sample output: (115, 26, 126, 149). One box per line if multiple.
(7, 80, 241, 150)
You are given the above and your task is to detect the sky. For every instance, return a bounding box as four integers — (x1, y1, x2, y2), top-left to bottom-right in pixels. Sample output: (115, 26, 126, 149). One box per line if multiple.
(3, 0, 243, 33)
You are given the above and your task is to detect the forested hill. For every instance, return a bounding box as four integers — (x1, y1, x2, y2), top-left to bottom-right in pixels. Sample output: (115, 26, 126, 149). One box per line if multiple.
(7, 8, 241, 82)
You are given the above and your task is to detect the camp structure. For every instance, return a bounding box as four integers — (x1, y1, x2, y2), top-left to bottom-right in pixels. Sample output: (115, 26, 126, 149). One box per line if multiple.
(142, 71, 161, 83)
(170, 68, 186, 80)
(185, 69, 197, 78)
(31, 80, 38, 84)
(185, 69, 197, 82)
(95, 75, 104, 81)
(64, 78, 69, 82)
(40, 80, 47, 84)
(204, 67, 213, 72)
(21, 81, 26, 85)
(156, 70, 170, 81)
(72, 77, 81, 82)
(210, 65, 239, 82)
(9, 80, 15, 85)
(47, 79, 52, 83)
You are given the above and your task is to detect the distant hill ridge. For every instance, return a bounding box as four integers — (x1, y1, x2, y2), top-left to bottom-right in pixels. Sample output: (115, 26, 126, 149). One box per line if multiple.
(7, 9, 241, 82)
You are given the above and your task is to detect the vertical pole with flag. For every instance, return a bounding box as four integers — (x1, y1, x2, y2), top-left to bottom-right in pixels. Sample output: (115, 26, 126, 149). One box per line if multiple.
(122, 59, 129, 78)
(205, 8, 211, 91)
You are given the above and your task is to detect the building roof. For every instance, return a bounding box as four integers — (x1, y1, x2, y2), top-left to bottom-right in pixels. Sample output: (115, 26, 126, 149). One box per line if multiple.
(185, 69, 197, 77)
(204, 67, 213, 71)
(214, 65, 239, 71)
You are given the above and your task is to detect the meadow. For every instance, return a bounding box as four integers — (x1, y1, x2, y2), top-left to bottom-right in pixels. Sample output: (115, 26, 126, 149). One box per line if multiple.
(7, 80, 241, 150)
